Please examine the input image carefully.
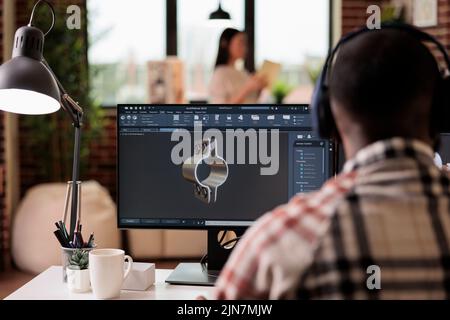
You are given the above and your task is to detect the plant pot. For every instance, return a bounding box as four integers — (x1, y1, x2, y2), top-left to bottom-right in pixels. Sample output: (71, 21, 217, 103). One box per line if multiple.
(66, 267, 90, 293)
(61, 246, 96, 282)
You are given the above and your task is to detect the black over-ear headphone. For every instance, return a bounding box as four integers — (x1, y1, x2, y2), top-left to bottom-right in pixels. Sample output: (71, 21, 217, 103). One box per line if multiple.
(311, 23, 450, 140)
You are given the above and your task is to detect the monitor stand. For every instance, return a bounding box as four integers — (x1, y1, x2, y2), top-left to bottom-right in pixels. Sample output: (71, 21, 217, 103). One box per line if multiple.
(165, 228, 246, 286)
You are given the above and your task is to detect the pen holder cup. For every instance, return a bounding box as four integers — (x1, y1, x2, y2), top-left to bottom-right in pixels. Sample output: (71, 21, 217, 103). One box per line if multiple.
(61, 246, 96, 283)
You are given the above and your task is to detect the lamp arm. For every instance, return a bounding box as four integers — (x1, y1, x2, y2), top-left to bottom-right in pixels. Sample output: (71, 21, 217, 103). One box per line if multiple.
(61, 94, 83, 128)
(41, 58, 84, 238)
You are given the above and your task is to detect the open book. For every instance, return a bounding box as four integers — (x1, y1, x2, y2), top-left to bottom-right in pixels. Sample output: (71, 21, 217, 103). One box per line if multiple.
(257, 60, 281, 89)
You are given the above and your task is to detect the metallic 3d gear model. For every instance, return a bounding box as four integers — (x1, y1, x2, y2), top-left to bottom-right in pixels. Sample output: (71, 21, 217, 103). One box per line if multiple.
(182, 137, 229, 204)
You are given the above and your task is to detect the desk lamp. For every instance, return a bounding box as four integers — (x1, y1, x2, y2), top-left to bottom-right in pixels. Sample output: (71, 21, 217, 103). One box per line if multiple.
(0, 0, 84, 238)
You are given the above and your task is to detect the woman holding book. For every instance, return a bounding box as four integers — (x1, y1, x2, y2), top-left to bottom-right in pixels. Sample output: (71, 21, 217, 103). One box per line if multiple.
(209, 28, 266, 104)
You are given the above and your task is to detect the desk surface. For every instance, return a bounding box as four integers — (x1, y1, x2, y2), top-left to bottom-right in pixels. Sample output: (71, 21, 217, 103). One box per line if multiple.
(4, 266, 215, 300)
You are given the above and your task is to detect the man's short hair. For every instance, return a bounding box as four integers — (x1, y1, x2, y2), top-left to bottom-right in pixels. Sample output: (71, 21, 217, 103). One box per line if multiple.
(329, 29, 440, 127)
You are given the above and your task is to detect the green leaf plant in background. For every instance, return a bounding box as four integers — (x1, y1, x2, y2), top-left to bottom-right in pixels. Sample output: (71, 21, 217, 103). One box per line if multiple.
(305, 61, 323, 86)
(271, 81, 293, 105)
(381, 3, 406, 23)
(21, 1, 104, 183)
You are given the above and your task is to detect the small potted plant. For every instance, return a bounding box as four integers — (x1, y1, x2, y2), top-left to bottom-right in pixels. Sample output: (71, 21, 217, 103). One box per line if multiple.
(66, 249, 90, 293)
(272, 81, 293, 104)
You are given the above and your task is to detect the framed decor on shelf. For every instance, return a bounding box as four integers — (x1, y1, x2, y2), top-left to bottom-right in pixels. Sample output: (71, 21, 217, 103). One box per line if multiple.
(147, 58, 185, 104)
(413, 0, 438, 27)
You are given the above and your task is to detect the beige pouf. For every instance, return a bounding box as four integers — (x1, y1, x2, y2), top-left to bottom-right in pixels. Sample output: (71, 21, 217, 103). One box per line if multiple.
(12, 181, 121, 274)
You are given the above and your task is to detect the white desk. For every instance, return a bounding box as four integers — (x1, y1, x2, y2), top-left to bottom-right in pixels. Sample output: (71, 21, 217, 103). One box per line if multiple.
(4, 266, 215, 300)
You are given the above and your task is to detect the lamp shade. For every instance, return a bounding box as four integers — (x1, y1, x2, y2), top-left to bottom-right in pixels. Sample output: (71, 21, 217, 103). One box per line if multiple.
(209, 2, 231, 20)
(0, 57, 60, 115)
(0, 25, 60, 115)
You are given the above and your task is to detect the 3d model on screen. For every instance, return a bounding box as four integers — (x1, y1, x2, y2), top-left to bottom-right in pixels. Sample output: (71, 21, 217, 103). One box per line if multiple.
(182, 137, 229, 204)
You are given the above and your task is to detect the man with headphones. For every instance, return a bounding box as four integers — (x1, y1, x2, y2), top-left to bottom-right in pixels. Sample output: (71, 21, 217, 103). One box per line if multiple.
(212, 24, 450, 300)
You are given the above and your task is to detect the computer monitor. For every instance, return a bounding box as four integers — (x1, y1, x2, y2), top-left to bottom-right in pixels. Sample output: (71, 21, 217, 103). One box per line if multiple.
(336, 133, 450, 173)
(117, 104, 335, 285)
(438, 133, 450, 167)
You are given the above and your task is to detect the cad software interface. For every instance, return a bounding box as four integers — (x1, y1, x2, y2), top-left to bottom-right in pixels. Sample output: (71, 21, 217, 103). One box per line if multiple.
(118, 105, 334, 228)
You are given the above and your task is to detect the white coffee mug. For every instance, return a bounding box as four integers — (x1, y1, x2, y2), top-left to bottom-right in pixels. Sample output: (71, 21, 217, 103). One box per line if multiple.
(89, 249, 133, 299)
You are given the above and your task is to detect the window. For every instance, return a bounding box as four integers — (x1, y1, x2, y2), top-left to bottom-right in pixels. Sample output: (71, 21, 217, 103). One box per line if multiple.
(177, 0, 245, 101)
(88, 0, 166, 106)
(256, 0, 330, 103)
(87, 0, 330, 106)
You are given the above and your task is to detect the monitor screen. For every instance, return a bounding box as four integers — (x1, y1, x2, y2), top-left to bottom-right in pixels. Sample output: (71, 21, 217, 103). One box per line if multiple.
(438, 133, 450, 167)
(336, 133, 450, 173)
(117, 105, 334, 229)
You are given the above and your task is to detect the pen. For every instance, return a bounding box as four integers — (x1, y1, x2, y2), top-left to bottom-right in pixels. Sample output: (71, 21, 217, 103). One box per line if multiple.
(53, 230, 65, 247)
(78, 229, 84, 246)
(87, 233, 94, 248)
(61, 222, 70, 241)
(56, 221, 68, 243)
(54, 229, 70, 248)
(73, 232, 80, 248)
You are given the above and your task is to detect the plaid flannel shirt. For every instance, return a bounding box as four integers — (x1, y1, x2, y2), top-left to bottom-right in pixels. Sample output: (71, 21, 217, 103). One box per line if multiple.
(214, 138, 450, 299)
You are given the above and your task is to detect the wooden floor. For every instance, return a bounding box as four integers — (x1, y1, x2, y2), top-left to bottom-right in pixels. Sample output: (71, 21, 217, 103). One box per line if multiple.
(0, 269, 34, 299)
(0, 260, 181, 299)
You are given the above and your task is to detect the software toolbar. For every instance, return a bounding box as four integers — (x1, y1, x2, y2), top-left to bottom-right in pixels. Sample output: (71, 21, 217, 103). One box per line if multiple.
(118, 105, 312, 129)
